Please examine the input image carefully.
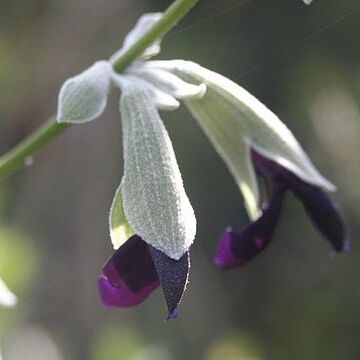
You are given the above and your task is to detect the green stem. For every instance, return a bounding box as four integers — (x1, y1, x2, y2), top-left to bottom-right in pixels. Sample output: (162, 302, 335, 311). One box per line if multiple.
(0, 118, 69, 179)
(0, 0, 200, 180)
(112, 0, 199, 72)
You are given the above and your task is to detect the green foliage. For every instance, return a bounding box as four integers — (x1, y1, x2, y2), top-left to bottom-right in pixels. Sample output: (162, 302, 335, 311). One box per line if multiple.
(91, 327, 144, 360)
(0, 226, 39, 294)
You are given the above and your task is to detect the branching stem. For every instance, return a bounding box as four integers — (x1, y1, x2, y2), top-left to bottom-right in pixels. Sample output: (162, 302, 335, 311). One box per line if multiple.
(0, 0, 200, 179)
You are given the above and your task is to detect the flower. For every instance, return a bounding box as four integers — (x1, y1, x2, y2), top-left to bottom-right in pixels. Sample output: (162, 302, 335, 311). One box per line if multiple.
(142, 60, 348, 268)
(98, 235, 189, 319)
(56, 10, 346, 317)
(215, 149, 348, 268)
(56, 14, 203, 317)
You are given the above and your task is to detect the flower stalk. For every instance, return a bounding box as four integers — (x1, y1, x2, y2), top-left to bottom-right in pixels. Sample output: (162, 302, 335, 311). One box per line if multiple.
(0, 117, 69, 179)
(0, 0, 200, 180)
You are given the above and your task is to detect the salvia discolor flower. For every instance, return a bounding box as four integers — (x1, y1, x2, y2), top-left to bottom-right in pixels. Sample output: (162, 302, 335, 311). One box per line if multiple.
(57, 14, 202, 318)
(143, 60, 348, 268)
(98, 235, 189, 319)
(56, 10, 346, 318)
(215, 149, 347, 268)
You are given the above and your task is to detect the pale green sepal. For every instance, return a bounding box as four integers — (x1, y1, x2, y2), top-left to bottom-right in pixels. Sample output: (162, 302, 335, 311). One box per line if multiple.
(110, 13, 163, 64)
(145, 60, 336, 218)
(109, 183, 135, 250)
(57, 61, 112, 124)
(129, 66, 207, 100)
(179, 92, 261, 220)
(0, 277, 17, 307)
(112, 73, 180, 111)
(120, 81, 196, 260)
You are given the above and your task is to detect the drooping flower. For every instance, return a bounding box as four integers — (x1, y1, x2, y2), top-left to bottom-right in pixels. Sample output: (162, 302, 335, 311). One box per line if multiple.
(56, 14, 204, 317)
(215, 149, 347, 268)
(56, 10, 346, 317)
(141, 60, 348, 268)
(98, 235, 189, 319)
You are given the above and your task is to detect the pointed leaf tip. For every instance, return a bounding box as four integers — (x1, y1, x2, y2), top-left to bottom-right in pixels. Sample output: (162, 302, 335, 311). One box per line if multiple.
(57, 61, 112, 124)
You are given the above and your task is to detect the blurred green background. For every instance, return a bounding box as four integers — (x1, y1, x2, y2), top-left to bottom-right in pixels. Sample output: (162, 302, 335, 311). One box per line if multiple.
(0, 0, 359, 359)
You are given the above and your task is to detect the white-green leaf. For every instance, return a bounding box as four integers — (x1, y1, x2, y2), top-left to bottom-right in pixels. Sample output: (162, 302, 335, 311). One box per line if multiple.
(0, 278, 17, 307)
(109, 183, 135, 249)
(120, 81, 196, 260)
(145, 60, 335, 220)
(110, 13, 163, 64)
(57, 61, 112, 124)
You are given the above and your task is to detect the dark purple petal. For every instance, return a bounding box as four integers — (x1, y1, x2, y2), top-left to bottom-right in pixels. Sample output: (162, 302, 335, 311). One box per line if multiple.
(214, 228, 244, 268)
(98, 235, 160, 307)
(289, 178, 348, 252)
(148, 246, 190, 320)
(251, 148, 348, 252)
(215, 185, 285, 268)
(251, 149, 283, 182)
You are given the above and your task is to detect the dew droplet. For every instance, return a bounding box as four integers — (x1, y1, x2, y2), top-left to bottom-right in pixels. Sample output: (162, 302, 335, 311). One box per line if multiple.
(24, 156, 34, 167)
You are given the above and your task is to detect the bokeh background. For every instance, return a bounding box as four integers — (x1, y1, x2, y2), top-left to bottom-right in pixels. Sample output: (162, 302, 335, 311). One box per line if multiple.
(1, 0, 359, 359)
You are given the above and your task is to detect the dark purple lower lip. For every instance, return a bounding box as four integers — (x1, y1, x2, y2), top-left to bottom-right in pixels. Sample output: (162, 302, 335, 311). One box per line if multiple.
(215, 149, 348, 269)
(98, 235, 190, 318)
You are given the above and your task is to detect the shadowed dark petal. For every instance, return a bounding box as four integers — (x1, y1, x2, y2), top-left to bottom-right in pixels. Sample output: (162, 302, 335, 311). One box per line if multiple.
(215, 185, 285, 268)
(251, 149, 348, 252)
(251, 149, 284, 182)
(289, 179, 347, 252)
(214, 228, 243, 268)
(149, 247, 190, 319)
(98, 235, 160, 307)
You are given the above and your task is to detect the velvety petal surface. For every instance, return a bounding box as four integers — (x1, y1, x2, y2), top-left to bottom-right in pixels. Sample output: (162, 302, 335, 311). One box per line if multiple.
(98, 235, 159, 307)
(288, 177, 348, 252)
(252, 150, 347, 252)
(214, 228, 244, 268)
(215, 185, 285, 268)
(149, 246, 190, 319)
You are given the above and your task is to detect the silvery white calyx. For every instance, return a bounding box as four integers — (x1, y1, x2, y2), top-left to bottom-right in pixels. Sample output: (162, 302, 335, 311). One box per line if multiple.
(141, 60, 335, 220)
(302, 0, 313, 4)
(107, 14, 204, 260)
(0, 277, 17, 307)
(55, 10, 345, 316)
(93, 13, 205, 316)
(109, 23, 204, 259)
(56, 13, 204, 260)
(114, 78, 197, 259)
